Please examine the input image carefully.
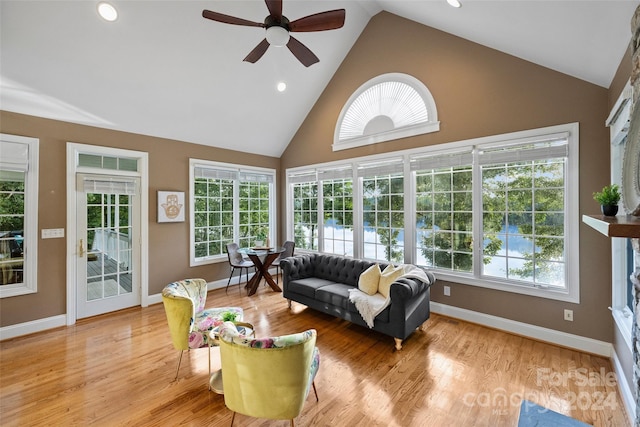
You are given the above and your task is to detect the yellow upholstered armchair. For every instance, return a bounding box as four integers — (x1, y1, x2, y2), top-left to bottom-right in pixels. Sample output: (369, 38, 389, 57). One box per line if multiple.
(161, 278, 243, 380)
(217, 323, 320, 426)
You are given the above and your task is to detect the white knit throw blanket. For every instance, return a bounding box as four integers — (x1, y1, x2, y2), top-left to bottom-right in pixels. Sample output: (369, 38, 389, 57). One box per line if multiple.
(348, 264, 435, 328)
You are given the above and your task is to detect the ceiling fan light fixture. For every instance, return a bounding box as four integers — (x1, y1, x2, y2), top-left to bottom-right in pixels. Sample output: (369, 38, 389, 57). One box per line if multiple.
(97, 2, 118, 21)
(266, 26, 290, 47)
(447, 0, 462, 8)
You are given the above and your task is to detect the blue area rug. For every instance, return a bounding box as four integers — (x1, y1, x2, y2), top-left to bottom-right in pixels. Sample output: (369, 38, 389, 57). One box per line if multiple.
(517, 400, 592, 427)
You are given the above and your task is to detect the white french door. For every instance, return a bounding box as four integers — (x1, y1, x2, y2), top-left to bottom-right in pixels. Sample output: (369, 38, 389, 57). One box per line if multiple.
(75, 173, 141, 318)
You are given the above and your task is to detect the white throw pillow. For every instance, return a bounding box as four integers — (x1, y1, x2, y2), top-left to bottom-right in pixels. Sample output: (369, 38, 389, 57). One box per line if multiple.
(378, 264, 403, 298)
(358, 264, 381, 296)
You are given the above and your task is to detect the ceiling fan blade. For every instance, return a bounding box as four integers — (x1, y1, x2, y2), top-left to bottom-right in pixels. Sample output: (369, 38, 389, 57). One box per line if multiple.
(243, 39, 271, 63)
(202, 10, 264, 28)
(287, 36, 319, 67)
(265, 0, 282, 21)
(288, 9, 346, 32)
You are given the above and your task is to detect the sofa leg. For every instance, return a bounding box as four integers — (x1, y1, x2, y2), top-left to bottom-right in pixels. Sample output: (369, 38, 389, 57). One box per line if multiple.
(394, 338, 403, 351)
(288, 299, 292, 309)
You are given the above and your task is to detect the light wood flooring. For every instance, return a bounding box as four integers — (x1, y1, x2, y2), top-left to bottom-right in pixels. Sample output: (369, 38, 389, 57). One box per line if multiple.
(0, 282, 630, 426)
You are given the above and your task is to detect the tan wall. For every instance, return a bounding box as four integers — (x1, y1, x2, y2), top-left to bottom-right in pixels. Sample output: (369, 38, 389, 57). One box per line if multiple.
(0, 111, 279, 327)
(281, 12, 613, 342)
(609, 42, 632, 111)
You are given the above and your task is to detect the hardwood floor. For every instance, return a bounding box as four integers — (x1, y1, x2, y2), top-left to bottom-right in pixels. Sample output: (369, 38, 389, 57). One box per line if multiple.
(0, 283, 630, 426)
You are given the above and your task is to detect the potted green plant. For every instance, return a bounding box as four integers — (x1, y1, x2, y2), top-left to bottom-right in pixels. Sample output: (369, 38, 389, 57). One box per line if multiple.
(255, 228, 267, 247)
(593, 184, 621, 217)
(221, 311, 238, 322)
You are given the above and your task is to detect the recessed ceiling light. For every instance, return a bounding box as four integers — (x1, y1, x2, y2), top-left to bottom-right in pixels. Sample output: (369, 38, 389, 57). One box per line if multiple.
(447, 0, 462, 8)
(277, 82, 287, 92)
(98, 2, 118, 22)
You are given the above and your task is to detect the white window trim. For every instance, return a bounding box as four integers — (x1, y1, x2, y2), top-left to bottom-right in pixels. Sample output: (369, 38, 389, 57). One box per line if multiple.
(287, 123, 580, 303)
(66, 143, 149, 325)
(333, 73, 440, 152)
(189, 159, 276, 267)
(608, 80, 633, 351)
(0, 134, 38, 298)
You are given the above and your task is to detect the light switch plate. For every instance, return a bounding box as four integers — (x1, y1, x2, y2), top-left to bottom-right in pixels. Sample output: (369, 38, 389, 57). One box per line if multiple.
(41, 228, 65, 239)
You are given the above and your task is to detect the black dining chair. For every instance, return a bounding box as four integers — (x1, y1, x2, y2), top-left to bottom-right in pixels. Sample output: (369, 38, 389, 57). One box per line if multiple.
(272, 241, 295, 284)
(226, 243, 255, 294)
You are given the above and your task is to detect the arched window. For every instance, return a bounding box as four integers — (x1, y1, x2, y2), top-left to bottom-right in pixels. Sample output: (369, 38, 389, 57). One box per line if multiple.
(333, 73, 439, 151)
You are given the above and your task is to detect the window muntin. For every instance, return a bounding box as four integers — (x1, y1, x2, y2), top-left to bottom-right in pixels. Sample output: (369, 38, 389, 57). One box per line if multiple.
(0, 170, 25, 285)
(86, 191, 134, 299)
(481, 158, 566, 287)
(292, 181, 318, 251)
(190, 161, 275, 265)
(0, 134, 38, 297)
(322, 178, 354, 257)
(193, 176, 234, 259)
(238, 181, 270, 248)
(286, 123, 578, 302)
(416, 165, 473, 272)
(362, 172, 404, 263)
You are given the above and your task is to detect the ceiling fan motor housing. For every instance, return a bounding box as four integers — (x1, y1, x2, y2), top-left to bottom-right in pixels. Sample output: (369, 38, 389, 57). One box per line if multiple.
(265, 15, 290, 46)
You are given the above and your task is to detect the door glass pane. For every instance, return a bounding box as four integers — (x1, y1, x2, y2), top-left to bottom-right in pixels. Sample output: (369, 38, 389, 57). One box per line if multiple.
(85, 192, 133, 301)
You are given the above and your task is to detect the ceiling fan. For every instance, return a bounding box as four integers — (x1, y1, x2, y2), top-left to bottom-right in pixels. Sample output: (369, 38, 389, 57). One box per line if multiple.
(202, 0, 346, 67)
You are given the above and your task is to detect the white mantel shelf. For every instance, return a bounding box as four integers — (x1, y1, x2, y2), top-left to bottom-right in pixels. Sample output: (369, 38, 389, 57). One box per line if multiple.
(582, 214, 640, 238)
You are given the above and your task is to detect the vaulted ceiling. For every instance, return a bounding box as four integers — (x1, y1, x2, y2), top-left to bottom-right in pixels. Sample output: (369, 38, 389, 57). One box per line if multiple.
(1, 1, 637, 157)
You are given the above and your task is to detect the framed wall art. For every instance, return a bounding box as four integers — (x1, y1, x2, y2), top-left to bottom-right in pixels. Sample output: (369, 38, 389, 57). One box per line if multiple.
(158, 191, 185, 223)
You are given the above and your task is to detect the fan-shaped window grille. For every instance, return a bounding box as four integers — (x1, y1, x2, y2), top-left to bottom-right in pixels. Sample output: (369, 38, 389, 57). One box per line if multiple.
(333, 73, 439, 151)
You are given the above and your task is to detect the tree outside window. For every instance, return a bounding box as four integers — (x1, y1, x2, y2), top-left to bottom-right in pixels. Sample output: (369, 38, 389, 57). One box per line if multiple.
(0, 170, 25, 285)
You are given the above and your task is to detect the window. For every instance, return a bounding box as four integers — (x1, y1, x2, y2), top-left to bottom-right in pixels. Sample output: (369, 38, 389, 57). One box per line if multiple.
(360, 160, 405, 262)
(238, 175, 271, 248)
(333, 73, 439, 151)
(286, 123, 579, 302)
(478, 138, 568, 287)
(320, 168, 354, 257)
(607, 82, 633, 350)
(190, 160, 275, 266)
(412, 150, 474, 272)
(0, 134, 38, 297)
(290, 174, 318, 251)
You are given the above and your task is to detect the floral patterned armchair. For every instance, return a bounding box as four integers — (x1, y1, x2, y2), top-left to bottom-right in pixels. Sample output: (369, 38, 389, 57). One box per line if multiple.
(161, 278, 243, 381)
(217, 322, 320, 426)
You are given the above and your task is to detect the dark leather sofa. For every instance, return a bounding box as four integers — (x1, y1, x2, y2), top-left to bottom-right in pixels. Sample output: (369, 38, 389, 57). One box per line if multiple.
(280, 253, 434, 350)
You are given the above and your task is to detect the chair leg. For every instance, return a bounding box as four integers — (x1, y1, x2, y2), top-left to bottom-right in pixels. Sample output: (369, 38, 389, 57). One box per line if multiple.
(290, 419, 295, 427)
(312, 381, 319, 401)
(174, 350, 184, 381)
(225, 267, 237, 294)
(230, 411, 236, 426)
(236, 267, 243, 295)
(208, 345, 211, 390)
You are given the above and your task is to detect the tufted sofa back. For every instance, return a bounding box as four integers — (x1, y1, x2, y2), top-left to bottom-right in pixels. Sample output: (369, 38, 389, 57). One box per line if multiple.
(311, 254, 388, 287)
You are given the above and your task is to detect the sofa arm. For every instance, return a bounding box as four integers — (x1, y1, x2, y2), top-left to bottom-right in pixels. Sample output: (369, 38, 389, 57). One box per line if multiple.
(280, 254, 316, 281)
(389, 277, 432, 301)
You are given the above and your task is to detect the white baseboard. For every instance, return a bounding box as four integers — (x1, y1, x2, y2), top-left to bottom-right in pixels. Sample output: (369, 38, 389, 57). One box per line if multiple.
(0, 314, 66, 341)
(2, 283, 611, 359)
(1, 274, 261, 340)
(430, 302, 613, 357)
(612, 347, 636, 425)
(146, 273, 265, 306)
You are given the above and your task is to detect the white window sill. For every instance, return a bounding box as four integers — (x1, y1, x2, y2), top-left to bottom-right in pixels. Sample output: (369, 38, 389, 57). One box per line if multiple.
(613, 307, 633, 353)
(433, 270, 578, 303)
(190, 256, 228, 267)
